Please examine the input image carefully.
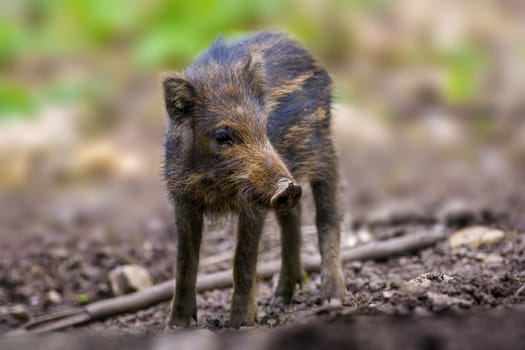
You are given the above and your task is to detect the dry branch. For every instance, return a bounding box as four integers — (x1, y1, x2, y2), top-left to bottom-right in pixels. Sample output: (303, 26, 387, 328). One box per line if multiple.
(200, 251, 234, 268)
(7, 228, 446, 335)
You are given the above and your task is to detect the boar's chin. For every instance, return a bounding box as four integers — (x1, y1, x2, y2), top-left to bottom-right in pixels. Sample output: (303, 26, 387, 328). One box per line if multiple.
(237, 184, 272, 208)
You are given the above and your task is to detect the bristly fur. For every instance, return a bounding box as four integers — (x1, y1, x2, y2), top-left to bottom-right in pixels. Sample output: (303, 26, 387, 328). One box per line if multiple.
(163, 31, 345, 328)
(163, 31, 336, 215)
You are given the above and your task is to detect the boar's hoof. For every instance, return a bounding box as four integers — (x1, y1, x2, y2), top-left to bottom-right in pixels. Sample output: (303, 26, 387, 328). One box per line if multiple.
(270, 179, 302, 210)
(320, 265, 347, 304)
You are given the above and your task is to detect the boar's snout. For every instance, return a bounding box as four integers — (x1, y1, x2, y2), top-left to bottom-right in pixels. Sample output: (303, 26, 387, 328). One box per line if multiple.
(270, 178, 302, 210)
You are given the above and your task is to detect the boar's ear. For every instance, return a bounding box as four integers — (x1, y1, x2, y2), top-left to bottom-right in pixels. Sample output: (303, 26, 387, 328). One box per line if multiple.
(242, 54, 266, 100)
(162, 74, 195, 121)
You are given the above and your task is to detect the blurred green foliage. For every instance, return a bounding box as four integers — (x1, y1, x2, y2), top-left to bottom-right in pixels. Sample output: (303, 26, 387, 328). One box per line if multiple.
(76, 293, 91, 305)
(0, 0, 519, 121)
(133, 0, 285, 68)
(0, 0, 290, 119)
(0, 81, 35, 117)
(442, 44, 487, 104)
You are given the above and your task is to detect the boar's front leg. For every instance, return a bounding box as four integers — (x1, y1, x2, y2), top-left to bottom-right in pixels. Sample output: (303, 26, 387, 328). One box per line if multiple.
(230, 207, 265, 328)
(167, 200, 203, 327)
(311, 176, 346, 303)
(273, 204, 303, 304)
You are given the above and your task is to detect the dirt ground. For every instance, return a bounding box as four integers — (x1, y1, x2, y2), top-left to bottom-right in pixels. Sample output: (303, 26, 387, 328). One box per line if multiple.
(1, 111, 525, 348)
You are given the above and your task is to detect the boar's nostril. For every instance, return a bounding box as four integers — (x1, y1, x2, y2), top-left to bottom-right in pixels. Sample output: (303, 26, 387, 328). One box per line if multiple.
(270, 179, 302, 210)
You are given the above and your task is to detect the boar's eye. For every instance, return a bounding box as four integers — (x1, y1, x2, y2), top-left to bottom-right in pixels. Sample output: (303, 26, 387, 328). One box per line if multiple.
(214, 128, 234, 146)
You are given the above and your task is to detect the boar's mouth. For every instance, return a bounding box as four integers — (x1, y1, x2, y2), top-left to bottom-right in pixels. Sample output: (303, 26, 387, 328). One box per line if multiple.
(237, 178, 302, 210)
(270, 178, 302, 210)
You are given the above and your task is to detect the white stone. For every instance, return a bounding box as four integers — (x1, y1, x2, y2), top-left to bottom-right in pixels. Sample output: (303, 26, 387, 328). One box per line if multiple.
(109, 264, 153, 296)
(47, 290, 62, 304)
(448, 226, 505, 249)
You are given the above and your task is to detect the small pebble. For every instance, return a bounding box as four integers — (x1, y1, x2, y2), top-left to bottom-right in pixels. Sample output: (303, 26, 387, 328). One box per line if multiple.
(449, 226, 505, 249)
(47, 290, 62, 304)
(382, 290, 394, 299)
(49, 247, 70, 259)
(109, 264, 153, 295)
(9, 305, 30, 322)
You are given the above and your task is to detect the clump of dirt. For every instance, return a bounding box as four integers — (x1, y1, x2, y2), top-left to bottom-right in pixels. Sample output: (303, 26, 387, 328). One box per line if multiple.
(265, 309, 525, 350)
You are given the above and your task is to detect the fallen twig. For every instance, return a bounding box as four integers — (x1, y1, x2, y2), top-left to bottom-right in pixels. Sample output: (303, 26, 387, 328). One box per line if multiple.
(7, 227, 446, 335)
(200, 251, 234, 268)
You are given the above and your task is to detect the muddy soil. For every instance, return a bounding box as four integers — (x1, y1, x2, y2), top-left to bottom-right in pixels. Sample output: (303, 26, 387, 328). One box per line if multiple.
(1, 117, 525, 347)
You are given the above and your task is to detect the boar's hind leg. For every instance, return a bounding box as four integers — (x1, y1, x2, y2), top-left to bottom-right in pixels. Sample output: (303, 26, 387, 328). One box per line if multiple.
(167, 201, 203, 328)
(311, 174, 346, 303)
(230, 207, 265, 328)
(273, 204, 303, 304)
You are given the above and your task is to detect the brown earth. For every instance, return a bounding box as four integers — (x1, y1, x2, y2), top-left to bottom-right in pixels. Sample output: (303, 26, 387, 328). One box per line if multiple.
(1, 112, 525, 348)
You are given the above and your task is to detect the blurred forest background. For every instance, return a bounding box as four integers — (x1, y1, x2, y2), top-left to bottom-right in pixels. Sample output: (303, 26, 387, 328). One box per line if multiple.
(1, 0, 525, 189)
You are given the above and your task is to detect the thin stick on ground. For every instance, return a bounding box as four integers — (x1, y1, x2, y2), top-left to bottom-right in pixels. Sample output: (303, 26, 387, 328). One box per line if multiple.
(200, 251, 234, 268)
(8, 228, 446, 335)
